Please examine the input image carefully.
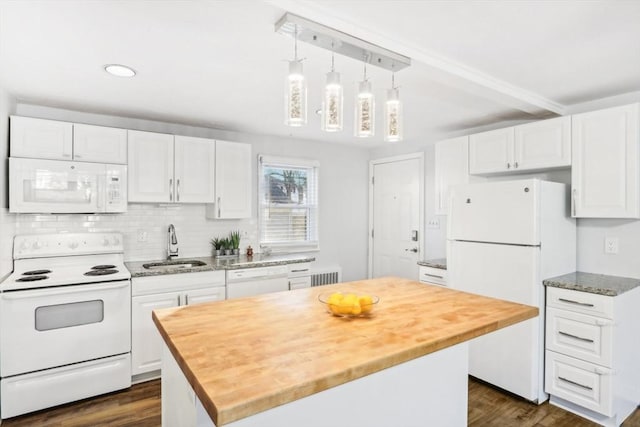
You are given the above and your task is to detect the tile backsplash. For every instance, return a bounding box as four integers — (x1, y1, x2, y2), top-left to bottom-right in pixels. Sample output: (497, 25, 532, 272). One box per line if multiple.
(14, 204, 258, 262)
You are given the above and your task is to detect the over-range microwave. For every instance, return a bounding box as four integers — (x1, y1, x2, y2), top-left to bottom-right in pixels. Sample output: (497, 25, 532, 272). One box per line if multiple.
(9, 157, 127, 213)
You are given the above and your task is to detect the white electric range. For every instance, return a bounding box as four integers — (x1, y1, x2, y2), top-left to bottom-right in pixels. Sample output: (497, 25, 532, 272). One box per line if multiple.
(0, 233, 132, 419)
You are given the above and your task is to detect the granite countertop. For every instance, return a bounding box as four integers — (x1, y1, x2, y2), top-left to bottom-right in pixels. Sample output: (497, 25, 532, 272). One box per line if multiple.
(417, 258, 447, 270)
(543, 271, 640, 297)
(126, 254, 315, 278)
(153, 277, 537, 426)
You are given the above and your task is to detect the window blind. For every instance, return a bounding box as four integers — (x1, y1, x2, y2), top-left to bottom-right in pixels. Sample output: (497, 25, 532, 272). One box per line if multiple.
(259, 155, 319, 251)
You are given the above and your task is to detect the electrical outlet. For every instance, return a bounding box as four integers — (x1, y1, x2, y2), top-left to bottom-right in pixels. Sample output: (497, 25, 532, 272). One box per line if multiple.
(604, 237, 619, 254)
(427, 218, 440, 229)
(137, 230, 148, 243)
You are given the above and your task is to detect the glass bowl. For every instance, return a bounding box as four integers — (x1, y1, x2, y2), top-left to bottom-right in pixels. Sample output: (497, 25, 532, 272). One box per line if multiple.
(318, 291, 380, 318)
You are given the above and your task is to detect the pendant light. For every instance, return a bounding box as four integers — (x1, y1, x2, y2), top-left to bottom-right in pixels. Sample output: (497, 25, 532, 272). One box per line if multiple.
(284, 25, 307, 127)
(354, 61, 375, 138)
(321, 44, 343, 132)
(384, 70, 403, 142)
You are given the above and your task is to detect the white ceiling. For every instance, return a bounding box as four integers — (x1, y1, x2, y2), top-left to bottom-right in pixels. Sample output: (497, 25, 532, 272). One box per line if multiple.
(1, 0, 639, 147)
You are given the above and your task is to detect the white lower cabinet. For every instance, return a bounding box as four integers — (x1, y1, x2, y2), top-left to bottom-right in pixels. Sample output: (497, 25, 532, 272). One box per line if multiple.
(545, 285, 640, 427)
(131, 271, 225, 380)
(288, 262, 311, 290)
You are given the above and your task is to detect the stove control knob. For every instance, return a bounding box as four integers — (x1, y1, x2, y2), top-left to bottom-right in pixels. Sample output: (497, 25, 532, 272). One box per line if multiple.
(32, 240, 42, 250)
(103, 238, 110, 246)
(112, 236, 120, 245)
(68, 241, 79, 249)
(20, 240, 29, 250)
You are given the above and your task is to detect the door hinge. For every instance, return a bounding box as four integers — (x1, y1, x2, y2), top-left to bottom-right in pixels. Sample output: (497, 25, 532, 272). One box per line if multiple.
(371, 229, 374, 238)
(371, 176, 375, 185)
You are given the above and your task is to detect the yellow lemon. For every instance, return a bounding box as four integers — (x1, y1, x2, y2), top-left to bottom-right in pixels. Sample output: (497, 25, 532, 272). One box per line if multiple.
(359, 295, 374, 314)
(351, 301, 362, 315)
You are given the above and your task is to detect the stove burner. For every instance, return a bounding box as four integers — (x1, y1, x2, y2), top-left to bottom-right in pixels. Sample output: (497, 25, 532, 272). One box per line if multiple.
(22, 269, 52, 275)
(84, 269, 119, 276)
(16, 275, 48, 282)
(91, 265, 116, 270)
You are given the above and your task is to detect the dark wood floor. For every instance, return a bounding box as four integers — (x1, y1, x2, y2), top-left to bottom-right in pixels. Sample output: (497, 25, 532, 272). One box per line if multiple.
(3, 378, 640, 426)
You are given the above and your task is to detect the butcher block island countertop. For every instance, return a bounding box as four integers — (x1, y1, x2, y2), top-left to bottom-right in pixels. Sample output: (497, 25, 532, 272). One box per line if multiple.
(153, 277, 538, 427)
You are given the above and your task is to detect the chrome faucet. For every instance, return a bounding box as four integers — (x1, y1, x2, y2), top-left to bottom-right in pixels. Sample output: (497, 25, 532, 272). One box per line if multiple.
(167, 224, 179, 259)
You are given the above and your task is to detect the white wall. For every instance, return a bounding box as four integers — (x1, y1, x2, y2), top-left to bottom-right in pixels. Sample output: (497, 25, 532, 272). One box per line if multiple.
(0, 83, 16, 280)
(13, 104, 370, 281)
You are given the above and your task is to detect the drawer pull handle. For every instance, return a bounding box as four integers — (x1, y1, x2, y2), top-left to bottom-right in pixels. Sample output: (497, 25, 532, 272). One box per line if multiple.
(558, 331, 594, 343)
(558, 298, 594, 307)
(291, 269, 309, 273)
(558, 376, 593, 391)
(423, 273, 444, 279)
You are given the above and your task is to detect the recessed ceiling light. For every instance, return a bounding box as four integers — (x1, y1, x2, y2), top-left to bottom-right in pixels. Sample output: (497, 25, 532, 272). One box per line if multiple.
(104, 64, 136, 78)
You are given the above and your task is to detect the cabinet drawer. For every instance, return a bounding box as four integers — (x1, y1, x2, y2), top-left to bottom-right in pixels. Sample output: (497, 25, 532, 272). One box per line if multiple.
(288, 263, 311, 278)
(419, 266, 447, 286)
(546, 307, 613, 366)
(547, 287, 613, 319)
(545, 350, 612, 416)
(289, 276, 311, 290)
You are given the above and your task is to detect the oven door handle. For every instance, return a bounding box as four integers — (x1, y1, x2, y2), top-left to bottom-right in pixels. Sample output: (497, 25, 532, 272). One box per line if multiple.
(1, 281, 130, 299)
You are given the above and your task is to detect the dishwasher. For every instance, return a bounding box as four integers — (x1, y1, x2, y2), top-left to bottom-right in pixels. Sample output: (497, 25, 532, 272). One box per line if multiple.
(226, 265, 289, 299)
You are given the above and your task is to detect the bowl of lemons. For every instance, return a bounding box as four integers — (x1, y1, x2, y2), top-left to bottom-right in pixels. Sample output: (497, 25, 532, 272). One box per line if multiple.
(318, 291, 379, 318)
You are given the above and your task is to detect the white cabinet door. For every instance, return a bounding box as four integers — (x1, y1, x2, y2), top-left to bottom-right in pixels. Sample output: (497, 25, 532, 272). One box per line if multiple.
(514, 116, 571, 171)
(131, 292, 181, 376)
(184, 286, 225, 305)
(214, 140, 252, 218)
(128, 130, 175, 203)
(73, 123, 127, 164)
(469, 127, 514, 174)
(10, 116, 73, 160)
(289, 276, 311, 290)
(174, 136, 215, 203)
(434, 136, 469, 215)
(571, 103, 639, 218)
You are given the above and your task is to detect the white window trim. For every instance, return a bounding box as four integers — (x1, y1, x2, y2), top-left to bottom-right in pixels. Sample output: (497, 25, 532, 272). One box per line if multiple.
(258, 154, 320, 253)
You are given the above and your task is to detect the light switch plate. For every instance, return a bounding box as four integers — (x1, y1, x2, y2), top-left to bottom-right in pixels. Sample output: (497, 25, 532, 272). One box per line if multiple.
(427, 218, 440, 229)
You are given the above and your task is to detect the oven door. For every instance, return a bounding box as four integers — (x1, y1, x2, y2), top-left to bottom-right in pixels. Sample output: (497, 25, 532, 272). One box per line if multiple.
(0, 280, 131, 377)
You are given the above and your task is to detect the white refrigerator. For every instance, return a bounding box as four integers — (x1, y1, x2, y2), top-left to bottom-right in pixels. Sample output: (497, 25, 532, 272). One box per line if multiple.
(447, 179, 576, 403)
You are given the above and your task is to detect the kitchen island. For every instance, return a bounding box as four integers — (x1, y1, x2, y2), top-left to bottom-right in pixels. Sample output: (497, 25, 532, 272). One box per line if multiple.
(153, 277, 537, 427)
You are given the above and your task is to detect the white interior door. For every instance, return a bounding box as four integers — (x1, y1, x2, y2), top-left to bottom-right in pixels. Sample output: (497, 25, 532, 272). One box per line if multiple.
(370, 154, 423, 279)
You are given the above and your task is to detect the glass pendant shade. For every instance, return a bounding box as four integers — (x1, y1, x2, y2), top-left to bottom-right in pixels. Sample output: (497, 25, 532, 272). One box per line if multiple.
(354, 80, 375, 137)
(285, 60, 307, 127)
(384, 88, 403, 142)
(321, 71, 343, 132)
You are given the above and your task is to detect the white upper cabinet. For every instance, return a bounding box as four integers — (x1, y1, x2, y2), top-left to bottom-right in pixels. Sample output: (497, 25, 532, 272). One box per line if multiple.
(174, 135, 215, 203)
(128, 130, 174, 203)
(11, 116, 127, 164)
(434, 136, 469, 215)
(73, 123, 127, 164)
(211, 140, 252, 218)
(571, 103, 639, 218)
(10, 116, 73, 160)
(514, 116, 571, 171)
(469, 127, 514, 174)
(128, 131, 216, 204)
(469, 117, 571, 175)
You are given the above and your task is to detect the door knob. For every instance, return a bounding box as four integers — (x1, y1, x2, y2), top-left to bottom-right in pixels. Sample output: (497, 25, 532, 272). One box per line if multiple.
(405, 247, 418, 253)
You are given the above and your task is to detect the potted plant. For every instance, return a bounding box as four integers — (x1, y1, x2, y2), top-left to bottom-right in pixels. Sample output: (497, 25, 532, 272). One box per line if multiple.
(229, 230, 241, 255)
(210, 237, 222, 257)
(221, 238, 232, 256)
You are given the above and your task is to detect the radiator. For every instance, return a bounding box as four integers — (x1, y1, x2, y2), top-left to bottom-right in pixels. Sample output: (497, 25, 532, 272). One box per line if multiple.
(310, 266, 342, 287)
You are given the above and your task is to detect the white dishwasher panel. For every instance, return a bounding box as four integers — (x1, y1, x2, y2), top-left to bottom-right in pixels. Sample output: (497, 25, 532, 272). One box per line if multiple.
(226, 266, 289, 299)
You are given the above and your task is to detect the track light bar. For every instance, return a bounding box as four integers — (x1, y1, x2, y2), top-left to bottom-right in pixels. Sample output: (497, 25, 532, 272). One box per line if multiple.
(275, 13, 411, 72)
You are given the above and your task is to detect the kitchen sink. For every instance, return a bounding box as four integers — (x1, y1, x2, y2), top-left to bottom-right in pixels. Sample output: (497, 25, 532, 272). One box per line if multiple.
(142, 260, 207, 270)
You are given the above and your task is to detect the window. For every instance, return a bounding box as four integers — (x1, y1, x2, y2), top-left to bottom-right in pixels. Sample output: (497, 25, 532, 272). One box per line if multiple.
(259, 155, 319, 251)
